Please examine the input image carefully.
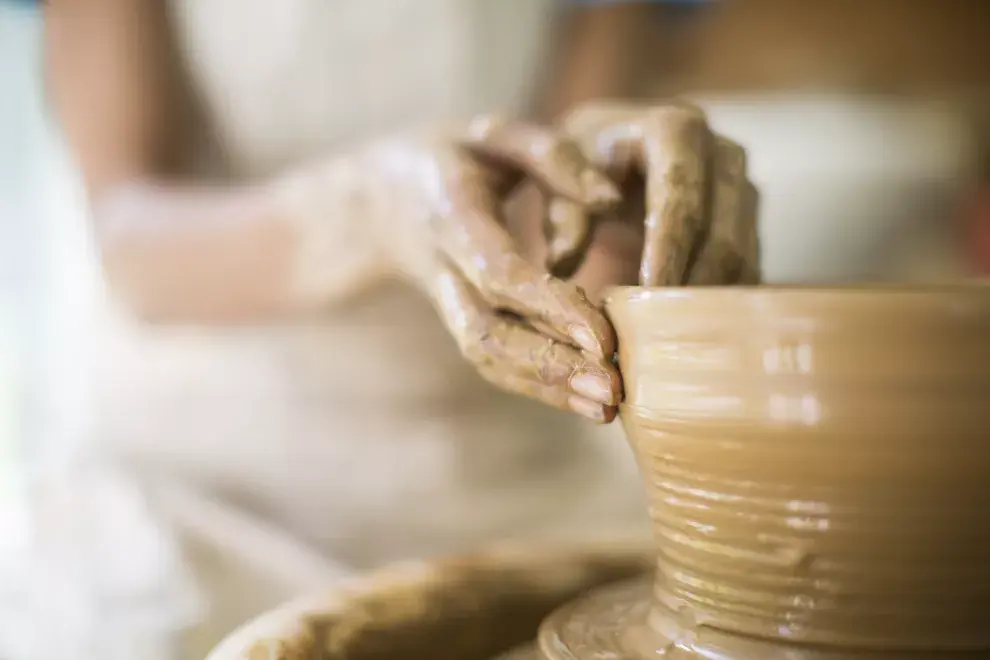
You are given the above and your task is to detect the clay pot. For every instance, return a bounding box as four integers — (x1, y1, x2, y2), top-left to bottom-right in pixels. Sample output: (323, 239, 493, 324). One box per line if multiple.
(599, 286, 990, 657)
(208, 285, 990, 660)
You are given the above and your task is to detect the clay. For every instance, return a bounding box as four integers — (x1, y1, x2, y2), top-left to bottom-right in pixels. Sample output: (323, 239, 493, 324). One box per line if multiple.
(204, 543, 654, 660)
(207, 285, 990, 660)
(543, 285, 990, 659)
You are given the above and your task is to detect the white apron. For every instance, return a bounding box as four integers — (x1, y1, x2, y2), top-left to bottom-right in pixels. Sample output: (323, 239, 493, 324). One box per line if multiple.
(22, 2, 650, 659)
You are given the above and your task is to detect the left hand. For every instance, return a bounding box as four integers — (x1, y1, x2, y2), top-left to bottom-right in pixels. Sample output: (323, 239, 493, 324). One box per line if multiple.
(509, 101, 760, 301)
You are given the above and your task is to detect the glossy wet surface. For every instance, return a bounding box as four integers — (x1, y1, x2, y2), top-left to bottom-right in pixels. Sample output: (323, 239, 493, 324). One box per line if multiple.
(537, 578, 990, 660)
(606, 287, 990, 650)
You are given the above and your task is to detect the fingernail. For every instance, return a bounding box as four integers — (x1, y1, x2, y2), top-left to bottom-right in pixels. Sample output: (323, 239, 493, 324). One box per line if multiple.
(571, 371, 616, 405)
(569, 396, 606, 422)
(569, 325, 603, 356)
(581, 169, 621, 207)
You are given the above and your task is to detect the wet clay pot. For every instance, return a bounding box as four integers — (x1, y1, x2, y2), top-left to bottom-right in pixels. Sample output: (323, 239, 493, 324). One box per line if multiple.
(540, 286, 990, 659)
(209, 286, 990, 660)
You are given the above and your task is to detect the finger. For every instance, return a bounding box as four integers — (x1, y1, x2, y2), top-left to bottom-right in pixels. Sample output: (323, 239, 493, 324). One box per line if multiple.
(736, 261, 762, 285)
(737, 182, 762, 284)
(478, 367, 618, 424)
(475, 321, 621, 407)
(640, 106, 713, 286)
(430, 262, 622, 416)
(440, 185, 616, 358)
(482, 103, 642, 278)
(561, 102, 648, 178)
(687, 138, 749, 285)
(525, 316, 575, 346)
(544, 197, 594, 278)
(462, 115, 621, 209)
(488, 261, 617, 360)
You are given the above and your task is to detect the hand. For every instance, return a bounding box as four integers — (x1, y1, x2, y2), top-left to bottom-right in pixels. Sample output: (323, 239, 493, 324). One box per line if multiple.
(514, 101, 760, 298)
(360, 118, 626, 422)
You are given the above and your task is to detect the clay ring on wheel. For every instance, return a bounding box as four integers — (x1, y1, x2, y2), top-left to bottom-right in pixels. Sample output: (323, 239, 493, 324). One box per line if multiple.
(205, 541, 653, 660)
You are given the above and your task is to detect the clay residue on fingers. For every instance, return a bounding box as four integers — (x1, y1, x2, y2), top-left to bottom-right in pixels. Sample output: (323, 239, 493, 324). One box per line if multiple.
(559, 101, 760, 290)
(639, 107, 712, 287)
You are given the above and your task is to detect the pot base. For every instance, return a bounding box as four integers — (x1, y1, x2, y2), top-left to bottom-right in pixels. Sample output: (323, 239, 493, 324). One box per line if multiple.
(206, 541, 990, 660)
(538, 578, 990, 660)
(538, 578, 650, 660)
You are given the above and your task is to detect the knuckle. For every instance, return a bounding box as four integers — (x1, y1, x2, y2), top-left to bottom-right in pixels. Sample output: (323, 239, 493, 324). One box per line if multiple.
(716, 137, 748, 178)
(538, 137, 587, 182)
(496, 256, 544, 299)
(647, 101, 706, 123)
(540, 277, 584, 324)
(461, 342, 488, 367)
(550, 136, 587, 163)
(643, 105, 709, 146)
(531, 339, 571, 386)
(458, 319, 497, 366)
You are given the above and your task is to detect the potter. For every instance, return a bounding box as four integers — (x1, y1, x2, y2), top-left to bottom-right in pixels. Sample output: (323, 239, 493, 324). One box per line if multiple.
(33, 1, 755, 659)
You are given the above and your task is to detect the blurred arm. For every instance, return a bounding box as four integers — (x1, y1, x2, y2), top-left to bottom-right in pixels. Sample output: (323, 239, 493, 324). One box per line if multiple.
(44, 0, 381, 324)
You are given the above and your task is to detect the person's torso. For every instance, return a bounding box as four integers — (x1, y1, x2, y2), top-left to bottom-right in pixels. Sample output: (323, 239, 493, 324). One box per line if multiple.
(173, 0, 562, 176)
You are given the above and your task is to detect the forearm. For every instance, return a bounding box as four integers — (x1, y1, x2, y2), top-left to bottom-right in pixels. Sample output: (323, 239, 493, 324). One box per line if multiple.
(94, 157, 387, 324)
(47, 0, 391, 325)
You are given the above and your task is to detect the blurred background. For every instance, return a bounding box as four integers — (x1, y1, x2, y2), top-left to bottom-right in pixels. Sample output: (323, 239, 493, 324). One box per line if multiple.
(2, 0, 96, 525)
(1, 0, 989, 658)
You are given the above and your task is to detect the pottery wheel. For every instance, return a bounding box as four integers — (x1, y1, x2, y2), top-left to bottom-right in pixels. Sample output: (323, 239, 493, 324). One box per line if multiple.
(205, 542, 655, 660)
(537, 578, 651, 660)
(531, 577, 990, 660)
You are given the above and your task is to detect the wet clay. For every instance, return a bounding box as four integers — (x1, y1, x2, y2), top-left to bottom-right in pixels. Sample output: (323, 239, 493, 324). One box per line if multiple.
(546, 286, 990, 659)
(207, 286, 990, 660)
(204, 543, 653, 660)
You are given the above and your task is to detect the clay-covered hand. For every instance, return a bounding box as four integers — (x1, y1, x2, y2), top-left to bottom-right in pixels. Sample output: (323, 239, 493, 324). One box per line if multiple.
(360, 118, 625, 422)
(546, 101, 760, 288)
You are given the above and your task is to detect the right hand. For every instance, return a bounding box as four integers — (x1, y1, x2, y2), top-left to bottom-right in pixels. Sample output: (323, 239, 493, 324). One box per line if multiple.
(359, 118, 626, 422)
(505, 102, 760, 304)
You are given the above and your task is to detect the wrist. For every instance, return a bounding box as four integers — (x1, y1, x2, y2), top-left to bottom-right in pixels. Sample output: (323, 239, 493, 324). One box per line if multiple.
(357, 137, 439, 286)
(273, 153, 393, 308)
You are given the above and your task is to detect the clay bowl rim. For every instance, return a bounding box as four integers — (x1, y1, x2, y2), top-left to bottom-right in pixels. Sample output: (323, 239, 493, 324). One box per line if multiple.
(605, 282, 990, 301)
(604, 283, 990, 318)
